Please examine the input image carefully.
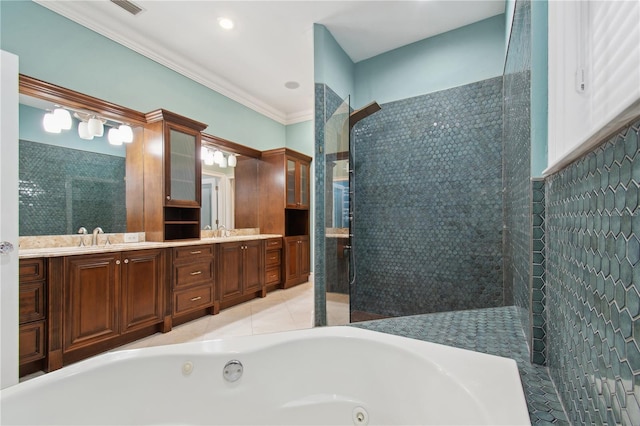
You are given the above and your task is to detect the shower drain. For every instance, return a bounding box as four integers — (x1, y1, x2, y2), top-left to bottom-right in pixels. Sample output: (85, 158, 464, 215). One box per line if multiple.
(352, 406, 369, 425)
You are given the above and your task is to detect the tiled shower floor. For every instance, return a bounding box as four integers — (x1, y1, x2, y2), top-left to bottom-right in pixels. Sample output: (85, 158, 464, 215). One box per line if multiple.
(352, 306, 570, 425)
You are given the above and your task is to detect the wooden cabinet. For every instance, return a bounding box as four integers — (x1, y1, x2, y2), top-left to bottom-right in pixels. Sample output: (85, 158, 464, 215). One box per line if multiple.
(19, 258, 47, 376)
(264, 238, 283, 291)
(236, 148, 311, 290)
(133, 109, 208, 241)
(218, 239, 265, 308)
(171, 244, 216, 324)
(284, 236, 310, 288)
(63, 249, 165, 354)
(46, 249, 166, 369)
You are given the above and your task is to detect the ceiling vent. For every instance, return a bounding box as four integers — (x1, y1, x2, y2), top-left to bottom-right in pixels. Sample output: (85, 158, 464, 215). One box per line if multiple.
(110, 0, 144, 16)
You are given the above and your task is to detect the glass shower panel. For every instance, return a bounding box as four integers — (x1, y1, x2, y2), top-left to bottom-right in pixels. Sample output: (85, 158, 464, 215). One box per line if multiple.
(324, 96, 351, 326)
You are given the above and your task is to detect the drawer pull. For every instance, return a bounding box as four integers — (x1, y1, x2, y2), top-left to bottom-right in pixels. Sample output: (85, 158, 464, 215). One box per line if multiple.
(269, 256, 277, 260)
(190, 250, 202, 254)
(269, 274, 277, 279)
(190, 271, 202, 276)
(190, 296, 202, 302)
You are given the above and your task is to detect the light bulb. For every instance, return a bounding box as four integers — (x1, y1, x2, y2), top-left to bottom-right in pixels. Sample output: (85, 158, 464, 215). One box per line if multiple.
(228, 154, 237, 167)
(204, 150, 215, 166)
(220, 156, 228, 168)
(88, 117, 104, 137)
(108, 128, 123, 145)
(118, 124, 133, 143)
(53, 108, 72, 130)
(43, 112, 61, 133)
(78, 121, 94, 140)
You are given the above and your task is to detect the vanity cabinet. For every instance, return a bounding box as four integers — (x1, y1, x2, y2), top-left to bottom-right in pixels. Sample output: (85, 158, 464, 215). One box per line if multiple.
(218, 239, 265, 308)
(136, 109, 208, 241)
(283, 236, 310, 288)
(264, 237, 283, 291)
(19, 258, 47, 376)
(50, 249, 166, 369)
(171, 244, 217, 324)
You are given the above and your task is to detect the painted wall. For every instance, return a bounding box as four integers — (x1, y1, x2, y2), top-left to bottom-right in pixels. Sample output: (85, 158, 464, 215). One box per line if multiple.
(353, 14, 505, 109)
(0, 1, 285, 151)
(313, 24, 355, 103)
(530, 0, 548, 177)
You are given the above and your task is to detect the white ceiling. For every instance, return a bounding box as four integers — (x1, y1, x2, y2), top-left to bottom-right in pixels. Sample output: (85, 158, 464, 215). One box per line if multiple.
(35, 0, 505, 125)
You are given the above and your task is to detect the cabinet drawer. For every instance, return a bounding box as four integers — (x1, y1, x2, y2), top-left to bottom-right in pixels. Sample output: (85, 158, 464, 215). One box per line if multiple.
(265, 249, 281, 267)
(173, 245, 214, 262)
(265, 267, 281, 285)
(19, 282, 45, 323)
(174, 260, 214, 288)
(265, 238, 282, 249)
(19, 258, 45, 282)
(19, 321, 45, 364)
(174, 285, 213, 315)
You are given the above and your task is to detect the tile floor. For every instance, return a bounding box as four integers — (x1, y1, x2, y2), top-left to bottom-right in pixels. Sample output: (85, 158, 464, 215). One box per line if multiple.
(114, 282, 350, 351)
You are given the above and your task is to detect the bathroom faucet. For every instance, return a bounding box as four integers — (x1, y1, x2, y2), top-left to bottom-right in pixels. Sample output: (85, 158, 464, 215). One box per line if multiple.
(217, 225, 226, 238)
(77, 227, 88, 247)
(92, 227, 104, 246)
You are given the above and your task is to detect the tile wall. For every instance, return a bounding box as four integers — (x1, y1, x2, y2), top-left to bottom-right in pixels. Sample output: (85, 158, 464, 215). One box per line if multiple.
(19, 140, 126, 236)
(546, 120, 640, 425)
(351, 77, 504, 317)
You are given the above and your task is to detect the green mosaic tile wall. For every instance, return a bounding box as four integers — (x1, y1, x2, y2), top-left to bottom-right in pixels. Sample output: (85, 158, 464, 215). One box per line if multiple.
(546, 120, 640, 425)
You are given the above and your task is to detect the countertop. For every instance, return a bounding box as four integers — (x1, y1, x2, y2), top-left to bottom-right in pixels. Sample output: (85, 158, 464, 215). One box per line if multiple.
(18, 234, 282, 259)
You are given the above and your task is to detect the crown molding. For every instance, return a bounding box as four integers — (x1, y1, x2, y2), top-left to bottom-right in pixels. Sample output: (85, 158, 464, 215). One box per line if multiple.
(34, 1, 295, 125)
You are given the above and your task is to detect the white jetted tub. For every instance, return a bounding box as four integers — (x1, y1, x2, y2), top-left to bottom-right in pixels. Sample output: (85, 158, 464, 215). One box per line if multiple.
(1, 326, 530, 425)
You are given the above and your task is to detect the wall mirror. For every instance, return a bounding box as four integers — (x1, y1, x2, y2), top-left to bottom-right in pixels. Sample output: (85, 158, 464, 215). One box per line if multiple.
(18, 76, 147, 237)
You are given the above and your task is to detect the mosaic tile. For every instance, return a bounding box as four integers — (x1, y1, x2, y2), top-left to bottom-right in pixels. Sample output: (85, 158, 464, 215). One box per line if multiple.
(19, 140, 126, 236)
(350, 76, 504, 317)
(547, 120, 640, 425)
(352, 306, 568, 424)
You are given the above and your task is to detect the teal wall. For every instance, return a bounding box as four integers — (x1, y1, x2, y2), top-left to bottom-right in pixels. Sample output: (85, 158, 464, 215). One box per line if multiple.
(285, 121, 314, 157)
(505, 0, 516, 57)
(1, 1, 285, 151)
(530, 0, 548, 176)
(19, 104, 126, 157)
(313, 24, 355, 103)
(353, 15, 505, 108)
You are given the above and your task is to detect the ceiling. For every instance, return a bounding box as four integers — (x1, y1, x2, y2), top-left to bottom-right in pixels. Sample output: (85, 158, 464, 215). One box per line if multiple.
(35, 0, 505, 125)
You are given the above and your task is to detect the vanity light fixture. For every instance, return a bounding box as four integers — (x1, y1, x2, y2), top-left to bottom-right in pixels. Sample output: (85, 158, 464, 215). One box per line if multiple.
(213, 149, 224, 165)
(108, 127, 124, 145)
(53, 108, 72, 130)
(88, 117, 104, 137)
(219, 156, 228, 168)
(78, 121, 94, 140)
(201, 147, 236, 168)
(43, 112, 62, 133)
(228, 154, 237, 167)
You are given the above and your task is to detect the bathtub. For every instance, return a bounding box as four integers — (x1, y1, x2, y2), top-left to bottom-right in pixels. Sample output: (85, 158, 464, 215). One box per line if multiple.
(1, 326, 530, 425)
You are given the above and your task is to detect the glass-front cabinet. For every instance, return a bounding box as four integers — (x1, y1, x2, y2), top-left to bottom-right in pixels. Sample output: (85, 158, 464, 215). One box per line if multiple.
(166, 125, 200, 207)
(286, 156, 310, 209)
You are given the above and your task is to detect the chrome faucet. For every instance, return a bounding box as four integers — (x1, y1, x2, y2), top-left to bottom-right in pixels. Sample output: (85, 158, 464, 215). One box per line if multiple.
(91, 227, 104, 246)
(77, 227, 88, 247)
(217, 225, 226, 238)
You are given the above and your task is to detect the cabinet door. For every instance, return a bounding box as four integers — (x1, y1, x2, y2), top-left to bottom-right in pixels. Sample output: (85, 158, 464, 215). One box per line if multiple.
(219, 242, 243, 302)
(64, 254, 120, 352)
(243, 240, 263, 294)
(299, 162, 309, 208)
(286, 158, 297, 208)
(165, 123, 201, 207)
(121, 249, 165, 334)
(284, 237, 301, 283)
(299, 236, 310, 275)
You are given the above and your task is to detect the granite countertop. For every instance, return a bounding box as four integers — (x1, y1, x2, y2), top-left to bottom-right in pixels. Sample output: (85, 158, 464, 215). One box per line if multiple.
(18, 234, 282, 259)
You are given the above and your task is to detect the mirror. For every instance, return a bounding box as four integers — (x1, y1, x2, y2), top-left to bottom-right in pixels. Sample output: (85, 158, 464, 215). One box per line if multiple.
(201, 160, 235, 230)
(18, 95, 131, 236)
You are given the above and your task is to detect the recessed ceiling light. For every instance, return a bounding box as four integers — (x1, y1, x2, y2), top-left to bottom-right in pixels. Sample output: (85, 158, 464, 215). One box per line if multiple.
(284, 81, 300, 90)
(218, 17, 234, 30)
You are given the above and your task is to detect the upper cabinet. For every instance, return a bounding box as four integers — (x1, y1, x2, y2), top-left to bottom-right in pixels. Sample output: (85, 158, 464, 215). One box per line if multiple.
(286, 156, 310, 209)
(138, 110, 208, 241)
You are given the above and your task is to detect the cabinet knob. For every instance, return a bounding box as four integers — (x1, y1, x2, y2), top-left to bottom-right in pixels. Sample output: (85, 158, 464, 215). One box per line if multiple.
(115, 260, 121, 265)
(124, 259, 129, 264)
(166, 195, 171, 200)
